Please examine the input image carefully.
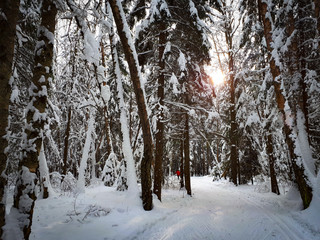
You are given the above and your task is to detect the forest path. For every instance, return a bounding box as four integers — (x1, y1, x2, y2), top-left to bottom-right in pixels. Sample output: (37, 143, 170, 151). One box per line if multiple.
(29, 177, 319, 240)
(132, 177, 312, 240)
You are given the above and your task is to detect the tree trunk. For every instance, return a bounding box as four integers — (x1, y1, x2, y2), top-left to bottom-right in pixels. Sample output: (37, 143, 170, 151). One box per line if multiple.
(108, 0, 154, 210)
(266, 133, 280, 195)
(180, 139, 184, 189)
(227, 34, 238, 186)
(99, 40, 112, 158)
(287, 8, 311, 144)
(153, 21, 167, 201)
(110, 25, 139, 196)
(258, 0, 313, 209)
(13, 1, 57, 238)
(39, 141, 52, 199)
(206, 142, 211, 174)
(315, 0, 320, 42)
(77, 110, 94, 192)
(184, 111, 191, 196)
(0, 0, 20, 236)
(62, 107, 72, 178)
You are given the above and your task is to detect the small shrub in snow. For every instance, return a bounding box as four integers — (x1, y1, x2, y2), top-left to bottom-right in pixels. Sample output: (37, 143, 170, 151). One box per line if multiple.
(50, 171, 62, 189)
(163, 176, 181, 190)
(50, 172, 77, 194)
(83, 204, 111, 219)
(254, 181, 271, 193)
(66, 201, 111, 224)
(61, 172, 77, 193)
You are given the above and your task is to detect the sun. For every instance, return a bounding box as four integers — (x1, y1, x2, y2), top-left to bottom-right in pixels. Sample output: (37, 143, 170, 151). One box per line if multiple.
(208, 69, 225, 86)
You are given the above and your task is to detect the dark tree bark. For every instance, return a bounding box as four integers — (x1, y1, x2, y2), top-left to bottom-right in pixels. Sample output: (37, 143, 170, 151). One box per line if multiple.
(153, 21, 167, 201)
(13, 1, 57, 238)
(180, 139, 185, 189)
(226, 31, 238, 186)
(0, 0, 20, 236)
(62, 108, 72, 178)
(258, 0, 313, 209)
(266, 134, 280, 195)
(315, 0, 320, 41)
(215, 0, 239, 185)
(100, 42, 112, 159)
(97, 40, 112, 162)
(184, 110, 191, 196)
(286, 7, 311, 143)
(108, 0, 154, 210)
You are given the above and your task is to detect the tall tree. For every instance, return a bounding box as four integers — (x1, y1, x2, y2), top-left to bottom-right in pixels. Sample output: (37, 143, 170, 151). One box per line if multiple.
(183, 103, 191, 195)
(257, 0, 313, 208)
(108, 0, 154, 210)
(129, 0, 171, 201)
(108, 12, 139, 197)
(153, 19, 167, 201)
(238, 0, 282, 193)
(143, 0, 171, 202)
(0, 0, 20, 236)
(12, 0, 57, 238)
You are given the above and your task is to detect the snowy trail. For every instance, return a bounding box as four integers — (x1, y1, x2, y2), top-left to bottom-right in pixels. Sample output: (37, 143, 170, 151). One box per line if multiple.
(29, 177, 319, 240)
(238, 192, 306, 240)
(134, 179, 309, 240)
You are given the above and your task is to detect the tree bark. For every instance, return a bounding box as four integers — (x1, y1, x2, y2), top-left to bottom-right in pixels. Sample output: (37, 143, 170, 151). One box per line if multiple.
(108, 0, 154, 210)
(258, 0, 313, 208)
(99, 40, 112, 158)
(286, 7, 311, 143)
(13, 1, 57, 238)
(315, 0, 320, 40)
(109, 23, 139, 195)
(62, 108, 72, 178)
(266, 133, 280, 195)
(226, 31, 238, 186)
(184, 111, 191, 196)
(0, 0, 20, 237)
(153, 21, 167, 201)
(180, 139, 184, 189)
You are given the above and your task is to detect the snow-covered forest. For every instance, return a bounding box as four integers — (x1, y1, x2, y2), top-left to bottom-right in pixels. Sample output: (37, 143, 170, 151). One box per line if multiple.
(0, 0, 320, 239)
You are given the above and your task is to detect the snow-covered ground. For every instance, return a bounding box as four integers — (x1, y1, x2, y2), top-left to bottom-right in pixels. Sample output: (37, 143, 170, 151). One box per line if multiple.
(15, 177, 320, 240)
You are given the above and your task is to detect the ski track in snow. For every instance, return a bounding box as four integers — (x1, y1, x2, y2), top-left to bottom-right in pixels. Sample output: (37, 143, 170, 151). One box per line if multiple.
(28, 177, 319, 240)
(238, 193, 306, 240)
(129, 179, 314, 240)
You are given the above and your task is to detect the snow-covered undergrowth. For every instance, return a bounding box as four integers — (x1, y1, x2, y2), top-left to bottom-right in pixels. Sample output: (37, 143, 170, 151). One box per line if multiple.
(12, 177, 320, 240)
